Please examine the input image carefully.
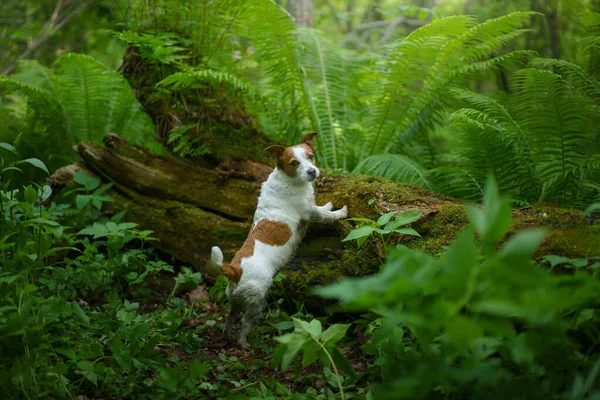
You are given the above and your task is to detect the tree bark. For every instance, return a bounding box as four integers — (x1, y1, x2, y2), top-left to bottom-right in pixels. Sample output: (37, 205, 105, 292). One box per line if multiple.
(50, 134, 600, 308)
(286, 0, 314, 28)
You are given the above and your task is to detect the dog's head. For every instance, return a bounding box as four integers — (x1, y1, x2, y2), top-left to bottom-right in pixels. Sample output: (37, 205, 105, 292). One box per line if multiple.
(265, 133, 320, 182)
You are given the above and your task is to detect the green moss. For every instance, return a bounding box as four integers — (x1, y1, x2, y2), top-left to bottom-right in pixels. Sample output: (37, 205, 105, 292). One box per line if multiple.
(213, 228, 248, 241)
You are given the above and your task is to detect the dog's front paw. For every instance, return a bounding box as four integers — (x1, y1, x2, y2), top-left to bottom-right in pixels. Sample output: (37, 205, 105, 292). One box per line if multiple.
(336, 205, 348, 219)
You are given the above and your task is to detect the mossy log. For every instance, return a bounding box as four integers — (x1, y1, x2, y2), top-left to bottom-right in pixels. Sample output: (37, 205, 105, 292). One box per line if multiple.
(50, 134, 600, 307)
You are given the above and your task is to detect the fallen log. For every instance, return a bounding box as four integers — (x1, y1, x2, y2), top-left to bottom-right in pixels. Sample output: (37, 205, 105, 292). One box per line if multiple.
(50, 134, 600, 306)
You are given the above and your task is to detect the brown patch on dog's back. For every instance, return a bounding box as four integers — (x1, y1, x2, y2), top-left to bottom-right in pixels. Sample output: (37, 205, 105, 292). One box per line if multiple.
(224, 220, 293, 283)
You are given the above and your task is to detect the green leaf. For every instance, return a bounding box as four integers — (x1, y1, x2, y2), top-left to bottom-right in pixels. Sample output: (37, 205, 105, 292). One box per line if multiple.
(585, 203, 600, 216)
(308, 319, 323, 340)
(384, 210, 425, 230)
(321, 324, 350, 347)
(189, 360, 209, 379)
(377, 211, 397, 226)
(24, 186, 37, 205)
(341, 225, 381, 243)
(539, 255, 571, 268)
(331, 346, 357, 378)
(500, 229, 547, 265)
(346, 217, 377, 224)
(72, 301, 90, 324)
(19, 158, 49, 175)
(76, 194, 93, 209)
(74, 171, 101, 191)
(274, 334, 306, 372)
(24, 218, 60, 227)
(76, 360, 98, 385)
(390, 227, 421, 237)
(467, 177, 512, 246)
(511, 334, 535, 365)
(301, 342, 320, 367)
(0, 142, 16, 153)
(159, 366, 183, 392)
(2, 166, 23, 174)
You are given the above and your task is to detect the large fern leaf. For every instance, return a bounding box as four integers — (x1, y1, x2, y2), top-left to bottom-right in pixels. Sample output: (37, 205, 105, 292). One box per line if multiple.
(298, 28, 372, 169)
(363, 12, 535, 158)
(51, 53, 155, 146)
(513, 68, 592, 205)
(352, 154, 434, 190)
(241, 0, 309, 145)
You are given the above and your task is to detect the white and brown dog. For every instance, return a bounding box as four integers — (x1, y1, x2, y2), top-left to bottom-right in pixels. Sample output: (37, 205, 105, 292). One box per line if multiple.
(211, 132, 347, 348)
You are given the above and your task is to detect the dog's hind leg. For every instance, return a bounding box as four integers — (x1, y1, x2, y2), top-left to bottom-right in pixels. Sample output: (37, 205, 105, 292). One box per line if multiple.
(236, 287, 266, 349)
(224, 294, 243, 342)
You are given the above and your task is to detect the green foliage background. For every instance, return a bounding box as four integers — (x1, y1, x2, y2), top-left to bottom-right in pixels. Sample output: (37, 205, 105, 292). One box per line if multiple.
(1, 0, 600, 399)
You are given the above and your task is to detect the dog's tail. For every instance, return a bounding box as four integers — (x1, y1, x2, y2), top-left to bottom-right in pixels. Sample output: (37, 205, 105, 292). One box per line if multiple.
(211, 246, 243, 283)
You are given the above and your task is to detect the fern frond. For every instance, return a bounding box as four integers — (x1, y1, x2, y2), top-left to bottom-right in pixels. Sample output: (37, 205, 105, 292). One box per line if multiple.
(10, 60, 58, 95)
(364, 16, 476, 157)
(427, 166, 484, 201)
(528, 58, 600, 101)
(241, 0, 309, 145)
(364, 13, 535, 157)
(157, 69, 254, 95)
(0, 77, 66, 139)
(581, 12, 600, 75)
(449, 86, 540, 194)
(513, 68, 591, 205)
(52, 53, 155, 146)
(0, 77, 70, 174)
(114, 30, 190, 67)
(458, 50, 536, 76)
(449, 108, 528, 197)
(298, 28, 371, 169)
(352, 154, 434, 190)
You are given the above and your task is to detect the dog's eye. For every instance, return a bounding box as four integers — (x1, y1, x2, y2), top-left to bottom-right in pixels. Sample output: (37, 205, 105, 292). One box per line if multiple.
(290, 160, 299, 166)
(308, 154, 314, 160)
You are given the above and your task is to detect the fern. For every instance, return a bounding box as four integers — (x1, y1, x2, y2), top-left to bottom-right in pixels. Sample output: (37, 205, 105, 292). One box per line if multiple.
(157, 69, 255, 95)
(0, 53, 157, 177)
(513, 68, 592, 205)
(298, 28, 372, 169)
(240, 0, 309, 146)
(114, 31, 190, 67)
(449, 86, 541, 199)
(363, 12, 536, 157)
(52, 53, 155, 146)
(581, 12, 600, 76)
(352, 154, 434, 190)
(0, 77, 70, 174)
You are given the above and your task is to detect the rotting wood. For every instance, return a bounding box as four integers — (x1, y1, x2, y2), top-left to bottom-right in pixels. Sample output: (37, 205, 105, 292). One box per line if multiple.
(49, 134, 600, 309)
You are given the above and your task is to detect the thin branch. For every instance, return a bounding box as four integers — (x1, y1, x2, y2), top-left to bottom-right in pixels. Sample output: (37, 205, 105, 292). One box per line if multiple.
(2, 0, 97, 76)
(352, 17, 427, 33)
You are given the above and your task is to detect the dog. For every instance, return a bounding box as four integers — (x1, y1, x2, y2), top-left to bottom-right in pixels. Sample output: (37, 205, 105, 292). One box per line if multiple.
(211, 132, 348, 348)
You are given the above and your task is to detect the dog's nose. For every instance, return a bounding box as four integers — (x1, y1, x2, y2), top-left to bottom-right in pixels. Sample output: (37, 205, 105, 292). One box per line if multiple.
(307, 168, 316, 177)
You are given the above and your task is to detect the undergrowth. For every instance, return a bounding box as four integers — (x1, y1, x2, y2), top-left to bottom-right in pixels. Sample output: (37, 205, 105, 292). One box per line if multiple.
(2, 136, 600, 398)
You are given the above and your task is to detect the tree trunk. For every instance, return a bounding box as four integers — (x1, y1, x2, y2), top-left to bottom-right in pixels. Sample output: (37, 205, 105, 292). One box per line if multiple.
(50, 134, 600, 308)
(286, 0, 314, 28)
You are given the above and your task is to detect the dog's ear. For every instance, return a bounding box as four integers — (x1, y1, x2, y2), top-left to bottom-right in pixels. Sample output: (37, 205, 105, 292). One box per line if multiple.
(301, 132, 318, 151)
(265, 145, 286, 161)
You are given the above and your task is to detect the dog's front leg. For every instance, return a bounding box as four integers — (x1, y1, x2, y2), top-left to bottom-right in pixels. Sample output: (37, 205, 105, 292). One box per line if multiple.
(310, 202, 348, 222)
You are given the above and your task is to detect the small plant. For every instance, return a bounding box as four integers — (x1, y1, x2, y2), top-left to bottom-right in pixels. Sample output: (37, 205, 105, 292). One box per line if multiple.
(273, 318, 355, 400)
(168, 267, 203, 303)
(342, 209, 424, 248)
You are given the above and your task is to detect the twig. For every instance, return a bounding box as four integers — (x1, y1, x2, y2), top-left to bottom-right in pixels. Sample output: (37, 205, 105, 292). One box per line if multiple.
(2, 0, 97, 76)
(352, 17, 427, 32)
